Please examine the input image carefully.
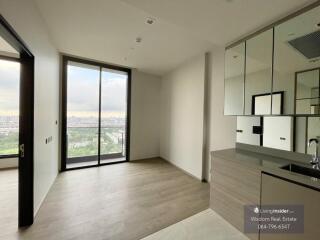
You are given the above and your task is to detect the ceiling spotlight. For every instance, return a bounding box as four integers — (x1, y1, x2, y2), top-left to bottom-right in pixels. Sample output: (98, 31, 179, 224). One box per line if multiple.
(136, 37, 142, 43)
(146, 17, 155, 25)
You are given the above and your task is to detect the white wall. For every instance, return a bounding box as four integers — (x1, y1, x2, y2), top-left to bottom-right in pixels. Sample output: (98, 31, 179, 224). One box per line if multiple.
(206, 48, 236, 180)
(130, 70, 161, 160)
(160, 55, 205, 180)
(0, 0, 60, 215)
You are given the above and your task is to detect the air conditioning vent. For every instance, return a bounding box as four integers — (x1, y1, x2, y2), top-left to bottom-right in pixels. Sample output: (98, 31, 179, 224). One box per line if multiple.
(288, 30, 320, 59)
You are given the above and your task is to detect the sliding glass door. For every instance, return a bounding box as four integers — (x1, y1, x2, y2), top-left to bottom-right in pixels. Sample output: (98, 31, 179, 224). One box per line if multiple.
(62, 56, 130, 170)
(66, 61, 100, 168)
(100, 69, 128, 164)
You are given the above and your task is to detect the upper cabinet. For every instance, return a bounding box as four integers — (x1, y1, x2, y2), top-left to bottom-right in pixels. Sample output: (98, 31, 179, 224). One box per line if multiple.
(224, 4, 320, 116)
(274, 5, 320, 115)
(224, 43, 245, 115)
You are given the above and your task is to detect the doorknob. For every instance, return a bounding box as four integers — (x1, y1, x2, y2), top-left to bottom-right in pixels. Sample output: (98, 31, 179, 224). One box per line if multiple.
(19, 144, 25, 158)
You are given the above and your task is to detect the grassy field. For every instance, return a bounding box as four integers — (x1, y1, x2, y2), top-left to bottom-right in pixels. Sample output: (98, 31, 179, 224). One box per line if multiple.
(0, 132, 18, 155)
(67, 127, 124, 158)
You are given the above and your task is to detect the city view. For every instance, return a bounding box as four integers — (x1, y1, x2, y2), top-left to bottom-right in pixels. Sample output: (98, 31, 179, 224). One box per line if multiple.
(67, 116, 126, 158)
(0, 59, 20, 156)
(0, 115, 126, 157)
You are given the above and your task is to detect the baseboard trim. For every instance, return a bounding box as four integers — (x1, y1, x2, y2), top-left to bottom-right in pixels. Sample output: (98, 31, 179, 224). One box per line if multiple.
(160, 157, 204, 182)
(129, 156, 161, 161)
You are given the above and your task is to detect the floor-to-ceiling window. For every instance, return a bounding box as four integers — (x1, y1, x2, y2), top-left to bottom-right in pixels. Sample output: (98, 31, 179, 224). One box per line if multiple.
(62, 56, 130, 170)
(0, 57, 20, 159)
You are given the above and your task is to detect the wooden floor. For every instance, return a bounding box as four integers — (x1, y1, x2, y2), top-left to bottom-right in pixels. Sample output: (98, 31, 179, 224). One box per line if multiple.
(1, 158, 209, 240)
(0, 168, 18, 238)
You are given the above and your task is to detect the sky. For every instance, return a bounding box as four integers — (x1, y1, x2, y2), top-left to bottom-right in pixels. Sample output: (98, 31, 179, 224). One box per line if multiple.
(67, 64, 128, 118)
(0, 59, 127, 118)
(0, 59, 20, 116)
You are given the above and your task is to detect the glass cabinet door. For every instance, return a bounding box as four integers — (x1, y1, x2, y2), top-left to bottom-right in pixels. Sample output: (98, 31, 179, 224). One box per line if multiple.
(224, 43, 245, 115)
(273, 5, 320, 115)
(245, 29, 273, 115)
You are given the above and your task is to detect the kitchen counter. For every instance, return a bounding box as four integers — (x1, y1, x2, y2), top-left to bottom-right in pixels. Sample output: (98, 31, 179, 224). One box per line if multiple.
(211, 148, 320, 191)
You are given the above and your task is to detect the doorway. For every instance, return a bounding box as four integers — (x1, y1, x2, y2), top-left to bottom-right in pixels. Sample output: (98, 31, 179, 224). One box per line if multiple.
(0, 15, 34, 227)
(61, 56, 131, 170)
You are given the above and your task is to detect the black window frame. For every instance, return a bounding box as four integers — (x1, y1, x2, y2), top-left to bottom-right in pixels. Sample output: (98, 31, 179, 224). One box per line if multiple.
(61, 55, 131, 171)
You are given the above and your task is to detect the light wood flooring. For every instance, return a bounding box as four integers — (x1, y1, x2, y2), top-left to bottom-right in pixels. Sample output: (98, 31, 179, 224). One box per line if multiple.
(0, 158, 209, 240)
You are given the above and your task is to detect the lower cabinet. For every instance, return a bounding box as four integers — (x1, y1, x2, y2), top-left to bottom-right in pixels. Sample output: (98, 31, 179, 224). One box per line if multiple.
(260, 173, 320, 240)
(210, 156, 261, 240)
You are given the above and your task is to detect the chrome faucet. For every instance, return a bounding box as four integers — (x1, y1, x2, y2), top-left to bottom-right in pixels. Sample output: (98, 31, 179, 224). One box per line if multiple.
(308, 138, 320, 170)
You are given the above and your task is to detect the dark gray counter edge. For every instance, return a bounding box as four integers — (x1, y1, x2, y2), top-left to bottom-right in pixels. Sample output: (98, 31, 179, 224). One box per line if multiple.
(236, 143, 310, 164)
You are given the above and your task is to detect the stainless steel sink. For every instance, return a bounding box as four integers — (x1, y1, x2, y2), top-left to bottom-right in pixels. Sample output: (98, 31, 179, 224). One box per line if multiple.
(281, 164, 320, 179)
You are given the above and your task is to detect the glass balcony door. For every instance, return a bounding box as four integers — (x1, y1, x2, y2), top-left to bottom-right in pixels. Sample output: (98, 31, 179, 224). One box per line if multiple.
(66, 61, 100, 169)
(100, 68, 128, 164)
(63, 57, 130, 170)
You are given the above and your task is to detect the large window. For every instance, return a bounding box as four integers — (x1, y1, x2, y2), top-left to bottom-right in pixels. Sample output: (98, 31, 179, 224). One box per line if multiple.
(0, 58, 20, 157)
(63, 56, 130, 170)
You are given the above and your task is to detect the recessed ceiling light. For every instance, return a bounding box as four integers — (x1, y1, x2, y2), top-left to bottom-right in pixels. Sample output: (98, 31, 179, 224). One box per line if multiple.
(136, 37, 142, 43)
(146, 17, 155, 25)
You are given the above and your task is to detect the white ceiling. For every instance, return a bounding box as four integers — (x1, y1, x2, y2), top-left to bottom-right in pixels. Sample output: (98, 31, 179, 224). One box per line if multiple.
(34, 0, 316, 76)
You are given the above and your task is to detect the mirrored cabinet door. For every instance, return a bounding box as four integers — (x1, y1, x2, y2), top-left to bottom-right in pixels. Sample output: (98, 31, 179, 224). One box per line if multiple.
(224, 43, 245, 115)
(273, 5, 320, 115)
(245, 29, 273, 115)
(295, 69, 320, 114)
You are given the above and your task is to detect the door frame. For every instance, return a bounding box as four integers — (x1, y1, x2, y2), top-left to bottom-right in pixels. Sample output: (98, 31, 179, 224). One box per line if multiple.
(0, 15, 34, 227)
(61, 55, 131, 171)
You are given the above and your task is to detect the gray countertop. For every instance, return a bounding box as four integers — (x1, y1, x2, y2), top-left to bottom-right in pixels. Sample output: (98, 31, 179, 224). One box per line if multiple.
(211, 148, 320, 191)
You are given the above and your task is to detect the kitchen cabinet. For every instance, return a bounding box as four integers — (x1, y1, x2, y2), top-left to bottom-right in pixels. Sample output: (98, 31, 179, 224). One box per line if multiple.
(260, 173, 320, 240)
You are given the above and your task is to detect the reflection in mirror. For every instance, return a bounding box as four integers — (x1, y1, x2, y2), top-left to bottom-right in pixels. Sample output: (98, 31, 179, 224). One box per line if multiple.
(252, 92, 283, 115)
(237, 116, 320, 156)
(224, 43, 245, 115)
(295, 69, 320, 114)
(245, 29, 273, 115)
(273, 5, 320, 115)
(295, 117, 320, 154)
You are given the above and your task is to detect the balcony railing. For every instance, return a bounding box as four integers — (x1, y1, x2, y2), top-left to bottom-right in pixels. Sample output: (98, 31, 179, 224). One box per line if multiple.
(66, 126, 125, 163)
